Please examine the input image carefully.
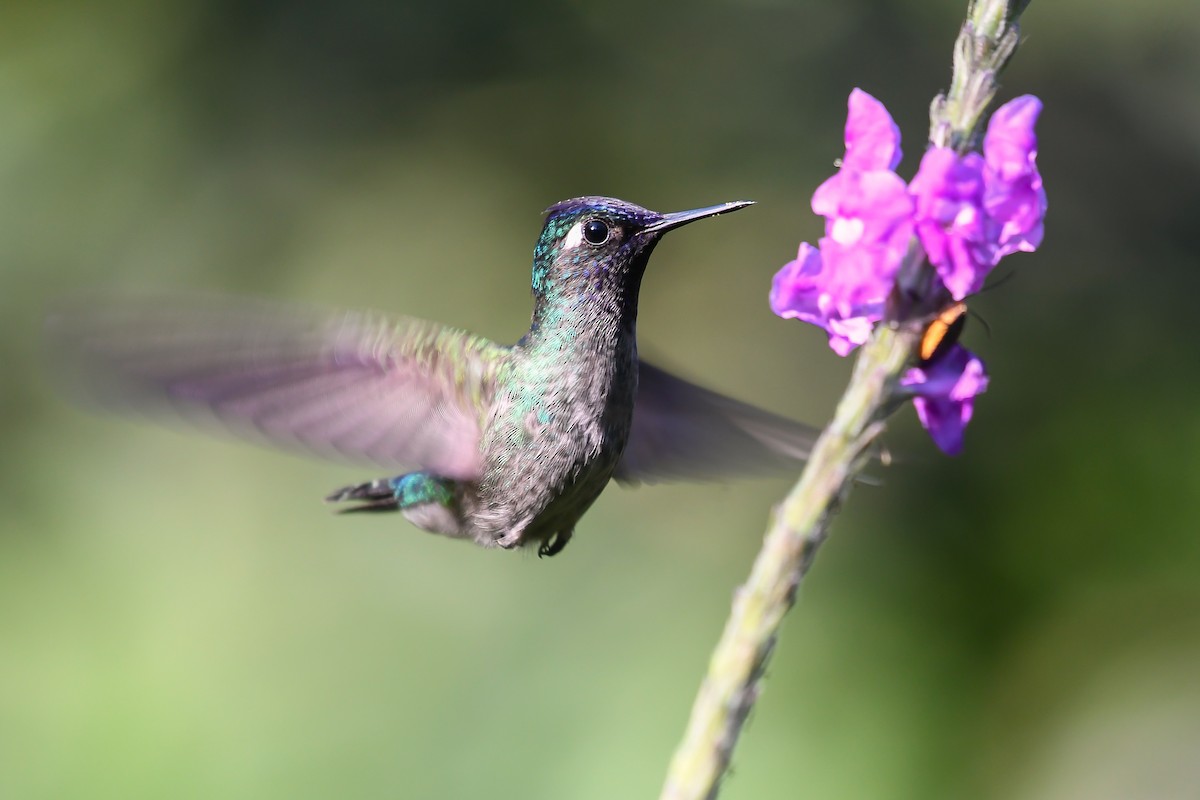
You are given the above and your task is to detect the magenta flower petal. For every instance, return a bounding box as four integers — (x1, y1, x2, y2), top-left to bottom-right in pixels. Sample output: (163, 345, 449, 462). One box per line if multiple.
(769, 242, 882, 356)
(843, 89, 903, 171)
(770, 242, 825, 324)
(910, 149, 989, 300)
(984, 96, 1042, 183)
(901, 345, 989, 454)
(984, 95, 1046, 258)
(813, 169, 914, 257)
(773, 91, 914, 357)
(825, 315, 877, 356)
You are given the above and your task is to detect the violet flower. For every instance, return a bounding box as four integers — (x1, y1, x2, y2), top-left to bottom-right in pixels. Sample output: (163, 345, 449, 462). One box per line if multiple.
(899, 345, 989, 455)
(771, 89, 1045, 454)
(769, 90, 914, 355)
(911, 95, 1046, 299)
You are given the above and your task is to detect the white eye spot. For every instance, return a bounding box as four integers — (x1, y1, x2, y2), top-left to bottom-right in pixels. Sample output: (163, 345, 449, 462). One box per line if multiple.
(563, 222, 585, 250)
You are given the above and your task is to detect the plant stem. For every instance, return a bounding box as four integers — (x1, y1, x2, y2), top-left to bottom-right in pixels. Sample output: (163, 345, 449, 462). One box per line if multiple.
(657, 4, 1031, 796)
(657, 321, 920, 800)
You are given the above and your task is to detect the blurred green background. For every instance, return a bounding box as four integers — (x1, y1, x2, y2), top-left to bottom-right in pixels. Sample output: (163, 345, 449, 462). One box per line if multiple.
(3, 1, 1199, 798)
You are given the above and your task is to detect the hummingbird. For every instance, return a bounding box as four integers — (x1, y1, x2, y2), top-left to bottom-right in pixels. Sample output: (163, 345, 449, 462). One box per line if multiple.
(48, 197, 818, 557)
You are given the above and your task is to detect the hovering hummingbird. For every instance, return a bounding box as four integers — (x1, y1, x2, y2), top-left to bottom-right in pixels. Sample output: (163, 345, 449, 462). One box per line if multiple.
(48, 197, 818, 557)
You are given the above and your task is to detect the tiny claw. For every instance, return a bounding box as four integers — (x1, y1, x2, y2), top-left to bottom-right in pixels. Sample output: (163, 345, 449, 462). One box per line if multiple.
(537, 530, 572, 558)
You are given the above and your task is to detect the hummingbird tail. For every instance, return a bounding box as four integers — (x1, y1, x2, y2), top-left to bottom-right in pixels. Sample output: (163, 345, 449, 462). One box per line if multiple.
(326, 478, 402, 513)
(327, 472, 467, 539)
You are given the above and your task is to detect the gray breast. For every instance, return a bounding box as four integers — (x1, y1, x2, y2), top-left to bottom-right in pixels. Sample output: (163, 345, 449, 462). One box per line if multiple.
(469, 346, 637, 548)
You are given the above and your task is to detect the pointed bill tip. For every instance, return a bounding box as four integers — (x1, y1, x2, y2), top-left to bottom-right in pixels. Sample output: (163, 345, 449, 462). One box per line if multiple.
(642, 200, 756, 234)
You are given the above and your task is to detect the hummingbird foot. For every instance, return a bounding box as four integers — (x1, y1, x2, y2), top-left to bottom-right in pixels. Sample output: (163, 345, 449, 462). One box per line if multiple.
(537, 529, 573, 558)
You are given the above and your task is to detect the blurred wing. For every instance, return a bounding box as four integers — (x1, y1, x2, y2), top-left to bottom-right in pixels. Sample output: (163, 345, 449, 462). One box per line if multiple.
(46, 294, 508, 479)
(613, 361, 819, 485)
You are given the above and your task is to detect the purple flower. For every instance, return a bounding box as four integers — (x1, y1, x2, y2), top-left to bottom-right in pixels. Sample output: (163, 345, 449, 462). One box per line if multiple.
(770, 243, 881, 355)
(909, 149, 988, 300)
(771, 89, 1042, 454)
(769, 90, 914, 355)
(910, 95, 1045, 299)
(984, 96, 1046, 260)
(841, 87, 903, 171)
(900, 345, 989, 455)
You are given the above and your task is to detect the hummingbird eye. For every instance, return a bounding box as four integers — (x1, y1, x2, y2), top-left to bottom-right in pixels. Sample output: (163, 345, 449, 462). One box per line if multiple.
(582, 219, 611, 246)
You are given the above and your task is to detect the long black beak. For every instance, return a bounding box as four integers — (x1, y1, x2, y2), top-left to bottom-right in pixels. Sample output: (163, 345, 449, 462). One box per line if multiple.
(641, 200, 755, 235)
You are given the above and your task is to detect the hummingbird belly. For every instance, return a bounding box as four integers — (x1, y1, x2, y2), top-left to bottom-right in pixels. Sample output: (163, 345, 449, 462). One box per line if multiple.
(470, 385, 634, 552)
(518, 447, 622, 543)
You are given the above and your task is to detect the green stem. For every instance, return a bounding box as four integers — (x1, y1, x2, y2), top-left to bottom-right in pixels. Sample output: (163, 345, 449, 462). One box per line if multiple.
(931, 0, 1024, 150)
(657, 322, 920, 800)
(657, 2, 1032, 797)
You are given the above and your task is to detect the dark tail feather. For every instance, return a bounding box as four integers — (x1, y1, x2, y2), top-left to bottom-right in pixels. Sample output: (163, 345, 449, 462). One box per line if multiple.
(326, 479, 400, 513)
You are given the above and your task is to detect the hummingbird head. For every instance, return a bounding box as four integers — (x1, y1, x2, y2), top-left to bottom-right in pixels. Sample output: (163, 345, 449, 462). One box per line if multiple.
(530, 196, 754, 306)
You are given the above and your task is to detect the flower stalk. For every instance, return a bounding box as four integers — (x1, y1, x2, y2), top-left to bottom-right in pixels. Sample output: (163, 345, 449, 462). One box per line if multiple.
(657, 2, 1035, 799)
(659, 317, 921, 800)
(933, 0, 1025, 150)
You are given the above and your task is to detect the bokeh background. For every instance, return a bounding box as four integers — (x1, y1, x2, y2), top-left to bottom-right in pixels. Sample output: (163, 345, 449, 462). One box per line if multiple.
(3, 1, 1199, 798)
